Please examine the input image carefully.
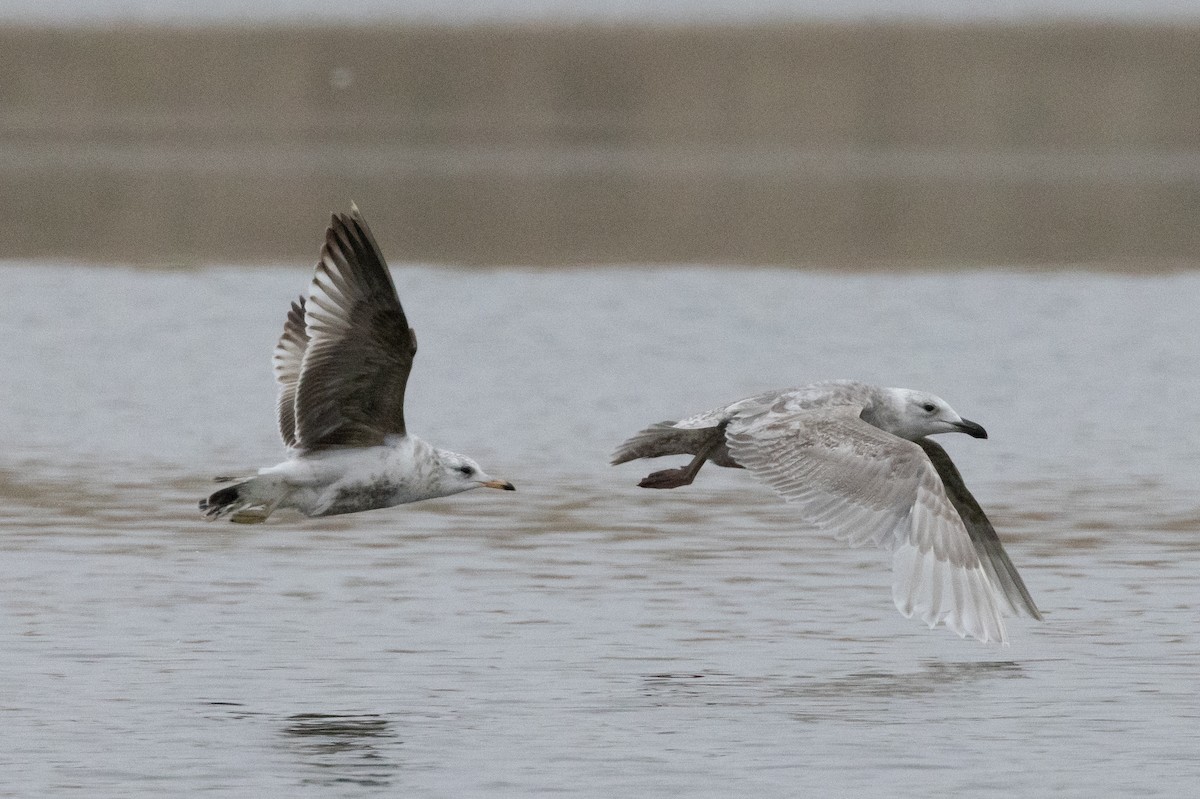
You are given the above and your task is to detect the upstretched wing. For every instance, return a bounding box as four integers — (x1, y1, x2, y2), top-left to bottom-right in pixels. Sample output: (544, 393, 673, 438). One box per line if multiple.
(290, 206, 418, 451)
(725, 402, 1008, 644)
(916, 439, 1042, 620)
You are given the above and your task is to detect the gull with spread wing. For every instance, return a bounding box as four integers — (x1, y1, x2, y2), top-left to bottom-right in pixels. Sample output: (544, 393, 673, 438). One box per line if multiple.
(201, 206, 514, 523)
(612, 380, 1040, 643)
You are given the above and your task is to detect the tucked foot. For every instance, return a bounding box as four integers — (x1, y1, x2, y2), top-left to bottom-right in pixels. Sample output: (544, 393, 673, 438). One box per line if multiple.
(638, 467, 696, 489)
(229, 508, 273, 524)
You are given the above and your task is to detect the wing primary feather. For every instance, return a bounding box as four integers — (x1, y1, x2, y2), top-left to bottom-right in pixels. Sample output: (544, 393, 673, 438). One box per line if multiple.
(273, 295, 309, 448)
(917, 439, 1041, 620)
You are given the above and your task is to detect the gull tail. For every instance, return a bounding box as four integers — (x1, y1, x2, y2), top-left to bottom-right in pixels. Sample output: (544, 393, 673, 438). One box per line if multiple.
(199, 475, 284, 524)
(613, 421, 737, 491)
(610, 421, 689, 464)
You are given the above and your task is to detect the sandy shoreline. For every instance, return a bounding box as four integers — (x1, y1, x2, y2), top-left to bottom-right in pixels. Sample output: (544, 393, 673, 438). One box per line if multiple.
(2, 22, 1198, 266)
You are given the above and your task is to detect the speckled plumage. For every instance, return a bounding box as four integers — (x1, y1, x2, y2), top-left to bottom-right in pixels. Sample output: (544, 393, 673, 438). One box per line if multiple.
(613, 380, 1040, 644)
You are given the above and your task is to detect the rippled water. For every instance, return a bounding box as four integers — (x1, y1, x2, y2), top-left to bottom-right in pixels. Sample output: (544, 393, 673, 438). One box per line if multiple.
(2, 263, 1198, 796)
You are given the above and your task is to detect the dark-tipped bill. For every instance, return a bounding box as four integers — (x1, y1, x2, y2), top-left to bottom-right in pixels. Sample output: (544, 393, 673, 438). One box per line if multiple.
(956, 419, 988, 439)
(483, 479, 516, 491)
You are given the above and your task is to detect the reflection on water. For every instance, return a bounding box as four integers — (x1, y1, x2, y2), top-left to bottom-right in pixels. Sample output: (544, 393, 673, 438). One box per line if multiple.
(281, 713, 398, 788)
(1, 264, 1198, 797)
(643, 660, 1025, 709)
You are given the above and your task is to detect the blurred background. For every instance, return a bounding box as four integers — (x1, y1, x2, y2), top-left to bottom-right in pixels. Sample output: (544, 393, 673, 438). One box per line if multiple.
(4, 0, 1200, 267)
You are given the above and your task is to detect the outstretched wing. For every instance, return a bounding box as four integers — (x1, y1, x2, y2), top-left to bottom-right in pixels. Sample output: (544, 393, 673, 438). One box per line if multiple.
(916, 439, 1042, 620)
(725, 403, 1008, 643)
(291, 206, 418, 451)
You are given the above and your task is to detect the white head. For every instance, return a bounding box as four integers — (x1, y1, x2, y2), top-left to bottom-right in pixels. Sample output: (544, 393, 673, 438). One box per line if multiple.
(433, 450, 516, 497)
(873, 388, 989, 442)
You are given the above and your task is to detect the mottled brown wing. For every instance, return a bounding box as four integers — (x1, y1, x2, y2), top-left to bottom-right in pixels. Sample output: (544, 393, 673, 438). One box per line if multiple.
(292, 206, 418, 450)
(916, 439, 1043, 620)
(272, 295, 309, 448)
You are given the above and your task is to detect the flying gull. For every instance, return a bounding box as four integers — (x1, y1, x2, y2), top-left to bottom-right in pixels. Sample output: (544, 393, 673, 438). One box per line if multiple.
(612, 381, 1041, 643)
(200, 205, 514, 523)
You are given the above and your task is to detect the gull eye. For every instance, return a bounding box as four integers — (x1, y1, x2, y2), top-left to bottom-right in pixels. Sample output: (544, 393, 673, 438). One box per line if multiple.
(922, 403, 936, 413)
(458, 465, 474, 476)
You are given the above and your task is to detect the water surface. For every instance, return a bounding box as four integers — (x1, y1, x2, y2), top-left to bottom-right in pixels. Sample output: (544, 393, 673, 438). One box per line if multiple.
(2, 264, 1198, 796)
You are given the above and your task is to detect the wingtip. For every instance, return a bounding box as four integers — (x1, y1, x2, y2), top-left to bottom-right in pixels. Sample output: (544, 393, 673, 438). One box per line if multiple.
(337, 202, 379, 249)
(326, 203, 364, 235)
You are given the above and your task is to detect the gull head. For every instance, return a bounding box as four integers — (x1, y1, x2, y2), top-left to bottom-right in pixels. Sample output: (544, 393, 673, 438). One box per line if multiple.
(435, 451, 516, 495)
(881, 388, 988, 441)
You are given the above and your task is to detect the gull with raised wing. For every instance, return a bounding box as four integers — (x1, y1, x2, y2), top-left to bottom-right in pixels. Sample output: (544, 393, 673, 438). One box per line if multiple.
(201, 206, 514, 523)
(612, 380, 1040, 643)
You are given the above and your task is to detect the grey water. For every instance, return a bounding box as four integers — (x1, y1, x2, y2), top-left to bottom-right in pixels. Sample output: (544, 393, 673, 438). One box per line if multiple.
(1, 263, 1198, 797)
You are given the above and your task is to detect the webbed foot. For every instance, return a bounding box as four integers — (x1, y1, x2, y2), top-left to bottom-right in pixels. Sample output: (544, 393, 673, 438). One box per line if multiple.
(638, 467, 695, 489)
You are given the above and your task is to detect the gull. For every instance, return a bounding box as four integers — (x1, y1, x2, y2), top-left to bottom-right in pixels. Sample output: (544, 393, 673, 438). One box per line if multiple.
(200, 205, 514, 523)
(612, 380, 1041, 643)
